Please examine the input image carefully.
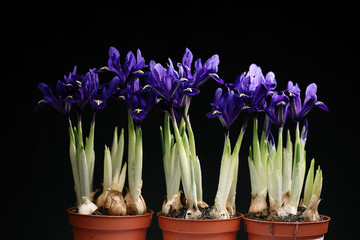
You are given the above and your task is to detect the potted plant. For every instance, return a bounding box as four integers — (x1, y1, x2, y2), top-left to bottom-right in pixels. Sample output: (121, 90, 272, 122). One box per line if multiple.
(36, 47, 154, 240)
(147, 48, 242, 239)
(240, 64, 331, 239)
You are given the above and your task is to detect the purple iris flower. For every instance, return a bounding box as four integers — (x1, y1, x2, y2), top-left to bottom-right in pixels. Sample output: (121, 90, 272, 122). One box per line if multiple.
(232, 64, 276, 112)
(36, 65, 82, 116)
(206, 87, 244, 132)
(36, 82, 71, 116)
(180, 48, 224, 88)
(57, 65, 84, 104)
(146, 60, 187, 103)
(36, 66, 120, 114)
(88, 74, 120, 110)
(146, 48, 223, 124)
(146, 58, 200, 119)
(263, 91, 290, 128)
(285, 81, 328, 122)
(123, 78, 156, 123)
(102, 47, 146, 87)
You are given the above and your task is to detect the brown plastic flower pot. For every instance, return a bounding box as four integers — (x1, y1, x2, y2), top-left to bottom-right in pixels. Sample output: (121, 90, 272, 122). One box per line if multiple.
(157, 212, 242, 240)
(67, 207, 153, 240)
(243, 215, 330, 240)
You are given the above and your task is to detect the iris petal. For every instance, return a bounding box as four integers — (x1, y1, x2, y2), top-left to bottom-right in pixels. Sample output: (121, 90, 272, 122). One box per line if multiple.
(182, 87, 200, 96)
(315, 101, 329, 111)
(206, 110, 222, 119)
(38, 83, 65, 114)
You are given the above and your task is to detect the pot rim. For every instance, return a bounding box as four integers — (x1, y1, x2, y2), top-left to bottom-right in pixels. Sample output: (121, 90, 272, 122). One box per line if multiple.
(157, 211, 243, 222)
(243, 214, 330, 225)
(67, 207, 154, 218)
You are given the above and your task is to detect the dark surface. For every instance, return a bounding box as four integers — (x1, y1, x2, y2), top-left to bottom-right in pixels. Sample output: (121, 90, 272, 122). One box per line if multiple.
(4, 2, 357, 239)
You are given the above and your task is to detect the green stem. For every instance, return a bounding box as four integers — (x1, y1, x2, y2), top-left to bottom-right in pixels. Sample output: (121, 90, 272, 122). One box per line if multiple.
(133, 125, 143, 200)
(282, 130, 293, 197)
(76, 114, 84, 161)
(162, 113, 180, 200)
(103, 146, 112, 190)
(78, 149, 90, 200)
(68, 120, 81, 207)
(252, 115, 261, 171)
(214, 135, 231, 211)
(127, 109, 136, 196)
(113, 128, 125, 180)
(288, 123, 306, 212)
(170, 108, 196, 208)
(85, 114, 95, 193)
(228, 118, 248, 207)
(251, 115, 267, 196)
(185, 116, 203, 203)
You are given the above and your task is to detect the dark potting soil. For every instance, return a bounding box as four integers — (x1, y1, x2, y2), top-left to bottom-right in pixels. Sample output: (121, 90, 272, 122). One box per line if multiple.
(70, 207, 150, 216)
(161, 206, 237, 220)
(244, 206, 324, 222)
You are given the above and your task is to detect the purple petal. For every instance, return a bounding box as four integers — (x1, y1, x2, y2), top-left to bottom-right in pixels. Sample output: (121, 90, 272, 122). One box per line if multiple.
(265, 71, 277, 89)
(315, 101, 329, 111)
(136, 49, 145, 69)
(206, 109, 222, 119)
(152, 63, 166, 82)
(72, 65, 77, 75)
(182, 87, 200, 96)
(130, 108, 147, 121)
(204, 54, 219, 73)
(305, 83, 317, 104)
(108, 47, 122, 77)
(124, 51, 136, 76)
(274, 95, 289, 105)
(108, 46, 120, 59)
(208, 73, 224, 84)
(133, 78, 141, 92)
(182, 48, 193, 72)
(194, 58, 202, 71)
(107, 77, 121, 97)
(287, 81, 301, 96)
(247, 64, 264, 85)
(38, 83, 63, 113)
(215, 88, 223, 103)
(56, 80, 78, 103)
(264, 106, 278, 126)
(299, 96, 316, 120)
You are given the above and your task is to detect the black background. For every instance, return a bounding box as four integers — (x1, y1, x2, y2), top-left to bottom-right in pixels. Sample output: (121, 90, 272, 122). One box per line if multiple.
(4, 1, 358, 239)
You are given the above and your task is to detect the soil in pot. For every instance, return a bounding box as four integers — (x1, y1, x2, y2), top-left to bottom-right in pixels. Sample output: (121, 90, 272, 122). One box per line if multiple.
(160, 205, 238, 220)
(70, 206, 152, 216)
(160, 195, 238, 220)
(245, 206, 325, 223)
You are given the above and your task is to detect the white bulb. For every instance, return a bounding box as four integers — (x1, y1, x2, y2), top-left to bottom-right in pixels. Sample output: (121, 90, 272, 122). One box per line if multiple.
(78, 198, 98, 215)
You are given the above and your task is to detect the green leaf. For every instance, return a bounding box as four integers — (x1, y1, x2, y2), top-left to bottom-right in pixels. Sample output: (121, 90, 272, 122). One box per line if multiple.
(160, 126, 165, 157)
(111, 127, 118, 162)
(313, 165, 323, 199)
(103, 146, 112, 190)
(69, 126, 81, 206)
(214, 136, 232, 211)
(172, 116, 194, 204)
(303, 159, 315, 207)
(282, 130, 293, 194)
(249, 146, 253, 161)
(113, 128, 124, 179)
(128, 110, 136, 193)
(78, 149, 90, 199)
(252, 117, 261, 169)
(118, 162, 127, 192)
